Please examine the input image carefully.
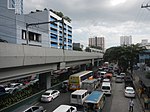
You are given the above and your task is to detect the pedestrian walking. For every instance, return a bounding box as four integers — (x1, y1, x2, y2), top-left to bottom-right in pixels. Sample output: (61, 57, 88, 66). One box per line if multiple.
(144, 96, 149, 109)
(138, 88, 143, 98)
(129, 98, 134, 112)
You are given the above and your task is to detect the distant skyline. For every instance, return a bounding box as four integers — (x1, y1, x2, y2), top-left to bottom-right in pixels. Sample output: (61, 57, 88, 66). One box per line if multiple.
(23, 0, 150, 49)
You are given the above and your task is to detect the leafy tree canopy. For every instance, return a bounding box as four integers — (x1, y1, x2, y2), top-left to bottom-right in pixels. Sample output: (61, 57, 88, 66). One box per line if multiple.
(103, 44, 146, 72)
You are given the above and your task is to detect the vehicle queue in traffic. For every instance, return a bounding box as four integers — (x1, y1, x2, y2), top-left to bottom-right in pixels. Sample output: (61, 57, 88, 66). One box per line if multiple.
(36, 63, 113, 112)
(22, 62, 135, 112)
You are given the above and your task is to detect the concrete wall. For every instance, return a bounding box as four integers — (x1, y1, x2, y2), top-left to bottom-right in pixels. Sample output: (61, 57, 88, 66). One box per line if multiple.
(0, 3, 16, 43)
(0, 43, 103, 69)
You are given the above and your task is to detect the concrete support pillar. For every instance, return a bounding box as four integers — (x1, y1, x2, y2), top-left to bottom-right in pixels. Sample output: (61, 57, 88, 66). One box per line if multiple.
(46, 72, 52, 89)
(92, 59, 94, 67)
(96, 61, 99, 67)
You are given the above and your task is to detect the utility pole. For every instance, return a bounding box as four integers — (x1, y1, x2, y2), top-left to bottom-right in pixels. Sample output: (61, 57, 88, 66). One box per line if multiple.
(26, 19, 65, 50)
(141, 4, 150, 8)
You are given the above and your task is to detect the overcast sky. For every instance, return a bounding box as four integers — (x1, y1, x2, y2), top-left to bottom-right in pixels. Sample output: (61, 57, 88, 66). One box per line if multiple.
(24, 0, 150, 49)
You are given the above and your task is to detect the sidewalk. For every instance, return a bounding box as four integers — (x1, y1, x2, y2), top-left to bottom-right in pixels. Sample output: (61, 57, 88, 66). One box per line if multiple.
(133, 71, 150, 112)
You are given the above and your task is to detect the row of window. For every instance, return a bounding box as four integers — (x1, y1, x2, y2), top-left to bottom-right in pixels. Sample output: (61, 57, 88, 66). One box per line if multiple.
(22, 30, 41, 42)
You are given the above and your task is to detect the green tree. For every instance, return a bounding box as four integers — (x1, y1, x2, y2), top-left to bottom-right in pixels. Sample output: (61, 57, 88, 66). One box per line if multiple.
(103, 44, 146, 73)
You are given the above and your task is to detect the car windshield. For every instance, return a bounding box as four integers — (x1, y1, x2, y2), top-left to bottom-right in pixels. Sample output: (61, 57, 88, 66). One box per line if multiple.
(43, 92, 50, 95)
(126, 89, 134, 92)
(102, 86, 110, 90)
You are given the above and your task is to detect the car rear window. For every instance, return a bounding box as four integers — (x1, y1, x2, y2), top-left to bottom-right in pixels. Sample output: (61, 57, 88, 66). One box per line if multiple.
(43, 93, 50, 95)
(102, 86, 110, 90)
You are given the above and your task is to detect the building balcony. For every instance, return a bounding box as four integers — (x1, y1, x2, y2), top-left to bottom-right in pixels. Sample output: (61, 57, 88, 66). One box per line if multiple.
(50, 24, 58, 29)
(51, 38, 58, 43)
(50, 30, 58, 35)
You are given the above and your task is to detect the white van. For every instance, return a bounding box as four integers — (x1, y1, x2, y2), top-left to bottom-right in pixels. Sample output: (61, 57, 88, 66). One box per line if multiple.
(53, 105, 77, 112)
(101, 82, 111, 95)
(70, 90, 89, 105)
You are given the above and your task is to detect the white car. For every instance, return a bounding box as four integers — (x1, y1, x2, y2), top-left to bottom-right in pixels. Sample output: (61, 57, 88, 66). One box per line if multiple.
(120, 72, 126, 79)
(23, 106, 44, 112)
(125, 87, 135, 98)
(5, 83, 23, 94)
(53, 105, 77, 112)
(41, 90, 60, 102)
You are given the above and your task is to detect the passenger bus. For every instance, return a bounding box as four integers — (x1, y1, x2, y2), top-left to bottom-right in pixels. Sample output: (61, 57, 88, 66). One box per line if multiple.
(83, 91, 105, 112)
(69, 71, 93, 90)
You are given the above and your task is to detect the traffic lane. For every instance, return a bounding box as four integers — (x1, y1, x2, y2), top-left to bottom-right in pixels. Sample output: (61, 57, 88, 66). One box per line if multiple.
(37, 91, 71, 112)
(103, 95, 112, 112)
(96, 84, 112, 112)
(110, 80, 142, 112)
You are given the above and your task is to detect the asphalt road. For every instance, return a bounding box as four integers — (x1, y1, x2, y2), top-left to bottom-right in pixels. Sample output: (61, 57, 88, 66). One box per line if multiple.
(36, 77, 143, 112)
(109, 77, 143, 112)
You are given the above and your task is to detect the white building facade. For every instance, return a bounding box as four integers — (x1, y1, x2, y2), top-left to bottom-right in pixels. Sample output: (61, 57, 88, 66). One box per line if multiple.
(120, 36, 132, 46)
(24, 10, 72, 49)
(0, 0, 72, 50)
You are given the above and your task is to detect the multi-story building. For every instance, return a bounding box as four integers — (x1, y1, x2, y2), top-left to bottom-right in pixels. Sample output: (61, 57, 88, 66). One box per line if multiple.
(140, 39, 150, 49)
(0, 0, 72, 49)
(89, 37, 105, 51)
(120, 36, 132, 46)
(24, 9, 72, 49)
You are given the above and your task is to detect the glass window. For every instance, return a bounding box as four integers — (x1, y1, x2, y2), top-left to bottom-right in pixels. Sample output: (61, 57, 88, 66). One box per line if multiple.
(72, 95, 77, 98)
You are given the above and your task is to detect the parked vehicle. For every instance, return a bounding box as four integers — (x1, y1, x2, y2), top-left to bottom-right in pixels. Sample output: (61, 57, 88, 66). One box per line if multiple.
(70, 90, 89, 105)
(41, 90, 60, 102)
(84, 91, 105, 112)
(30, 78, 39, 85)
(124, 87, 135, 98)
(101, 82, 112, 95)
(23, 106, 44, 112)
(53, 105, 77, 112)
(5, 83, 23, 94)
